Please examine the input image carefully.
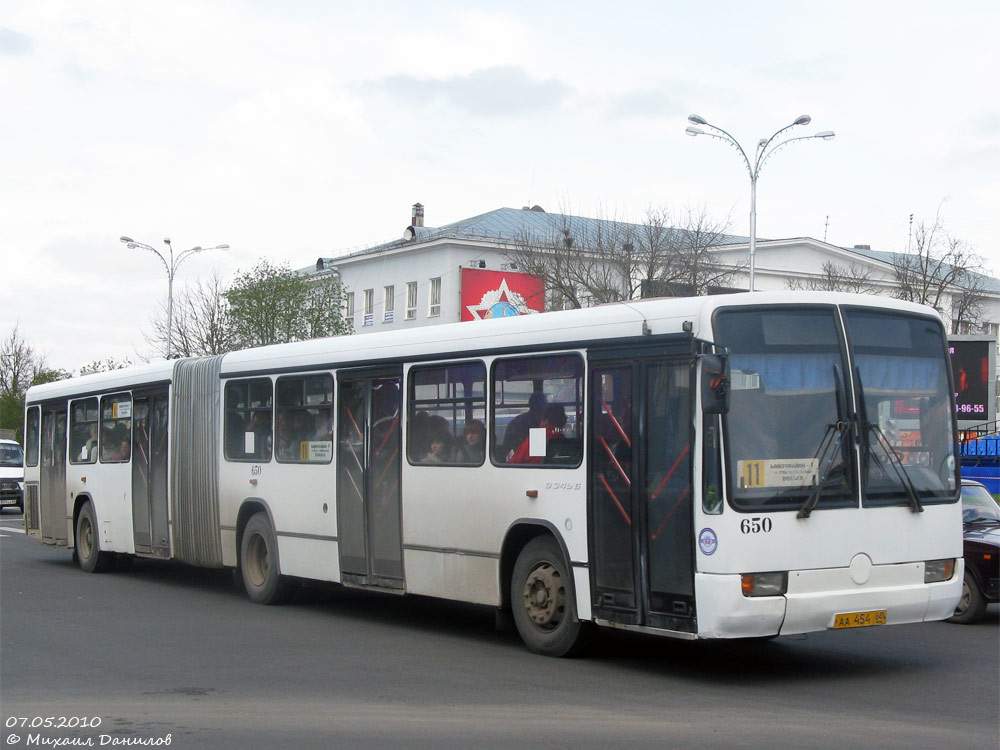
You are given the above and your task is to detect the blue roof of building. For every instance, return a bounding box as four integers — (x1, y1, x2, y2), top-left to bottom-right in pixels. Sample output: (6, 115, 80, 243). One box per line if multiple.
(320, 206, 999, 293)
(334, 206, 751, 260)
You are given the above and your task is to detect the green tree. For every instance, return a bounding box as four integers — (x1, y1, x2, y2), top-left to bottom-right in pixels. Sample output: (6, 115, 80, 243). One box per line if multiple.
(78, 357, 134, 375)
(226, 259, 351, 349)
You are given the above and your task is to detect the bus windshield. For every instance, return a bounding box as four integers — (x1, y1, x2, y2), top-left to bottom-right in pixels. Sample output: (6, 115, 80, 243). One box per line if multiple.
(844, 309, 956, 504)
(715, 307, 853, 511)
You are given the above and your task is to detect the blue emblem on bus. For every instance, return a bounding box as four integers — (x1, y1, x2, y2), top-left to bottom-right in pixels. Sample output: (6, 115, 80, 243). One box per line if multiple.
(698, 527, 718, 556)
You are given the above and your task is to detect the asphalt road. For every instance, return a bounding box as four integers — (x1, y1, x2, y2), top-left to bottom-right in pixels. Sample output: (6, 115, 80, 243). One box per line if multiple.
(1, 510, 997, 750)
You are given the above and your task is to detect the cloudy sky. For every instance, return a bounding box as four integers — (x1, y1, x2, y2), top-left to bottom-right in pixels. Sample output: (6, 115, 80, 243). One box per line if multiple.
(3, 0, 998, 372)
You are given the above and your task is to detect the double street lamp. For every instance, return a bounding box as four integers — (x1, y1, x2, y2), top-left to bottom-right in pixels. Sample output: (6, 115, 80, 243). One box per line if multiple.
(685, 114, 835, 291)
(120, 235, 229, 359)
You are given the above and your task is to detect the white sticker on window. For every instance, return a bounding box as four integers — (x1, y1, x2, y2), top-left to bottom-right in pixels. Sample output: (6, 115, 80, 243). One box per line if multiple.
(245, 432, 255, 454)
(307, 441, 332, 461)
(738, 458, 819, 488)
(528, 427, 547, 457)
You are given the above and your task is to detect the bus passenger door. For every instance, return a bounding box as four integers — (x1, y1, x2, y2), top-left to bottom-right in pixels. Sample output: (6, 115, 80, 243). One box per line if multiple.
(132, 391, 170, 556)
(589, 357, 695, 632)
(40, 406, 68, 545)
(336, 369, 404, 591)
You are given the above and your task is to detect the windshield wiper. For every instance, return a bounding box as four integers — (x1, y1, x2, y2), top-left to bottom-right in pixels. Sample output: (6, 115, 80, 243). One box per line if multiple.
(854, 367, 923, 514)
(868, 423, 924, 513)
(798, 421, 850, 519)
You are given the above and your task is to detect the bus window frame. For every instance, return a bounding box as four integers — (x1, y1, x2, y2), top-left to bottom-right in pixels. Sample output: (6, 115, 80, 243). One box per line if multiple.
(490, 352, 585, 469)
(712, 304, 857, 514)
(842, 305, 961, 507)
(224, 378, 274, 463)
(273, 373, 334, 465)
(407, 359, 487, 468)
(25, 405, 40, 467)
(69, 396, 100, 465)
(99, 393, 133, 464)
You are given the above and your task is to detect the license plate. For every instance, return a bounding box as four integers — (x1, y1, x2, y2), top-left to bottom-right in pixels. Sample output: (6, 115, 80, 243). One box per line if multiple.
(833, 610, 887, 629)
(0, 499, 16, 506)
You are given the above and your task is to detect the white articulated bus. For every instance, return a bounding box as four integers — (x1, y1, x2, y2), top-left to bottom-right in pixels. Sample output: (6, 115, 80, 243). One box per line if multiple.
(22, 292, 963, 656)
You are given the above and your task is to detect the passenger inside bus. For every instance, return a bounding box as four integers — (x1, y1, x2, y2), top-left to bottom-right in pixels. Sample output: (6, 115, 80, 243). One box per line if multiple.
(508, 404, 566, 464)
(411, 414, 451, 463)
(500, 391, 547, 460)
(451, 420, 485, 464)
(109, 437, 130, 461)
(79, 424, 98, 462)
(252, 411, 272, 460)
(421, 430, 451, 463)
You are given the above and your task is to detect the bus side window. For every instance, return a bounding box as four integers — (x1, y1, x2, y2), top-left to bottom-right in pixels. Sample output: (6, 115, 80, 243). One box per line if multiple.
(100, 394, 132, 463)
(275, 374, 334, 463)
(69, 397, 99, 464)
(25, 406, 40, 467)
(224, 379, 273, 462)
(408, 362, 486, 466)
(492, 354, 584, 467)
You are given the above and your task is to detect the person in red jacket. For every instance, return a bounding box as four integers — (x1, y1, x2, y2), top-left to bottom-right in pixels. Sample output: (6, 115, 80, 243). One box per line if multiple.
(508, 404, 566, 464)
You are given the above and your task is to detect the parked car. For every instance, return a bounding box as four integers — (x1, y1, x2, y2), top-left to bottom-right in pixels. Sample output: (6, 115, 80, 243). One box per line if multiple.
(0, 438, 24, 513)
(949, 479, 1000, 623)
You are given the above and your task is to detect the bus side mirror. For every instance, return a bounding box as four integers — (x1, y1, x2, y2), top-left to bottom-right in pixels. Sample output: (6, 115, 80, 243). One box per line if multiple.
(701, 354, 730, 415)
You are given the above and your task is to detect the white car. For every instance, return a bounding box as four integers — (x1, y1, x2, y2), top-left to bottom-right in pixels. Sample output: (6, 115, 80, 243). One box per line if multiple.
(0, 438, 24, 513)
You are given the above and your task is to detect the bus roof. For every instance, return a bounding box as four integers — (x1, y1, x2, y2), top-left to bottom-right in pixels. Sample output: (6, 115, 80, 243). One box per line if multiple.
(26, 359, 176, 404)
(25, 291, 942, 402)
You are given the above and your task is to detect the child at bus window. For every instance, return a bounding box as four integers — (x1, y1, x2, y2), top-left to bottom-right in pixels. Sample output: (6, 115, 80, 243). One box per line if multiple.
(451, 420, 485, 463)
(109, 437, 130, 461)
(508, 404, 566, 464)
(422, 431, 450, 463)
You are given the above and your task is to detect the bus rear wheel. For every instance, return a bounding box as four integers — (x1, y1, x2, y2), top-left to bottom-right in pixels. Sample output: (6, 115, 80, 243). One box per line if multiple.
(76, 502, 112, 573)
(240, 512, 289, 605)
(511, 535, 589, 657)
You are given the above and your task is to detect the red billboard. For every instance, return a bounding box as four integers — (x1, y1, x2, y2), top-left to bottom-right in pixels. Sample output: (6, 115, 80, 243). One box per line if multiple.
(460, 268, 545, 322)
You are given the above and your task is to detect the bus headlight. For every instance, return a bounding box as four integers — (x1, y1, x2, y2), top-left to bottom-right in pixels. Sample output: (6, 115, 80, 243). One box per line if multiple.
(924, 559, 955, 583)
(741, 572, 788, 597)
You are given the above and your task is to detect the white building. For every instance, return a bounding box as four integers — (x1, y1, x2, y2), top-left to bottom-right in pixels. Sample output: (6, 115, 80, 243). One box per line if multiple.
(307, 203, 1000, 340)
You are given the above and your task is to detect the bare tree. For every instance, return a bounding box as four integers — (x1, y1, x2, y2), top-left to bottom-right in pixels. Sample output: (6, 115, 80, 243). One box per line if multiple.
(1, 324, 69, 441)
(658, 206, 744, 297)
(145, 270, 235, 357)
(0, 324, 40, 402)
(786, 260, 882, 294)
(503, 206, 740, 309)
(892, 210, 988, 333)
(504, 211, 617, 310)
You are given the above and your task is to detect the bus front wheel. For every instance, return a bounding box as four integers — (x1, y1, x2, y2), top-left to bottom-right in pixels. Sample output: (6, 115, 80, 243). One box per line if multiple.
(240, 512, 289, 605)
(76, 502, 112, 573)
(511, 535, 589, 657)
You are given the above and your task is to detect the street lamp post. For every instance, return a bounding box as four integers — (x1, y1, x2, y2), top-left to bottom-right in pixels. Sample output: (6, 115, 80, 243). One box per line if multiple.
(120, 235, 229, 359)
(685, 114, 835, 292)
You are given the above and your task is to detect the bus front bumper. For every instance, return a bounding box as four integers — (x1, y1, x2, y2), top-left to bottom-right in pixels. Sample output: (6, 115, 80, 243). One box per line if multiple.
(695, 561, 964, 639)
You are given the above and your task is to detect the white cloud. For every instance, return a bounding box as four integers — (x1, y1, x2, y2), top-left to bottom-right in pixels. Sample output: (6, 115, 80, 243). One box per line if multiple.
(2, 0, 999, 371)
